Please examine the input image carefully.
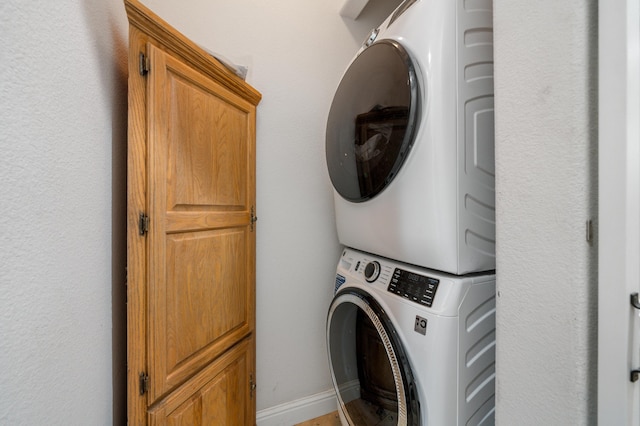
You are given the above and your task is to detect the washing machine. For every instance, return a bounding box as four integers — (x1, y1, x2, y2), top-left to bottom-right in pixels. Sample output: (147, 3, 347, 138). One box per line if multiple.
(325, 0, 495, 275)
(327, 248, 496, 425)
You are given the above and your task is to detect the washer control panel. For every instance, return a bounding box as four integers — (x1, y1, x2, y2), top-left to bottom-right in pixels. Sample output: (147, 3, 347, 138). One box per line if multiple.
(388, 268, 439, 307)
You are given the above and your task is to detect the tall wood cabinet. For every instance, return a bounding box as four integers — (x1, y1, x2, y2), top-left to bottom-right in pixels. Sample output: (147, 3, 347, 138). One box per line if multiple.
(124, 1, 261, 424)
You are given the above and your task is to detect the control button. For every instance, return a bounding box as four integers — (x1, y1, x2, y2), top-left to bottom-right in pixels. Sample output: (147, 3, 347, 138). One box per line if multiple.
(364, 261, 381, 282)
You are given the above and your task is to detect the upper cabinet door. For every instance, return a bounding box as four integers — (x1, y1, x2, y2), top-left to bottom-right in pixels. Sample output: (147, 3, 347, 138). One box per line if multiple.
(146, 42, 257, 401)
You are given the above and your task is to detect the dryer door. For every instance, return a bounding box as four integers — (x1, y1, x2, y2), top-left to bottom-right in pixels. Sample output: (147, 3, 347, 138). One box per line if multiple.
(326, 40, 420, 202)
(327, 288, 420, 425)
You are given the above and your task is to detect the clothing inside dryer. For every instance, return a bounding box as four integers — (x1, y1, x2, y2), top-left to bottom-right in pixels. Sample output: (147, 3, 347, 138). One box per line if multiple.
(354, 106, 409, 200)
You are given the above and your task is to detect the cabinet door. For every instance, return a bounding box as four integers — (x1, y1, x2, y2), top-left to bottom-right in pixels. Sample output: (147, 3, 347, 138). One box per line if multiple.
(146, 42, 256, 401)
(149, 336, 256, 425)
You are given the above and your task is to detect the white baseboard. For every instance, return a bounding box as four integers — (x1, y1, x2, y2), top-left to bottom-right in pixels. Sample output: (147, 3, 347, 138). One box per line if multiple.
(257, 388, 338, 426)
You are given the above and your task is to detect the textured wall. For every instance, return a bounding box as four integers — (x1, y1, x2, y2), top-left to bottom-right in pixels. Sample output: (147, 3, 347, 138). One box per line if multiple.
(0, 0, 128, 424)
(494, 1, 598, 424)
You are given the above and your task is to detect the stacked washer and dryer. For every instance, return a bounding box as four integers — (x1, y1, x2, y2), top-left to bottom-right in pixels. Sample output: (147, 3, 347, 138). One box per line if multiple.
(325, 0, 496, 425)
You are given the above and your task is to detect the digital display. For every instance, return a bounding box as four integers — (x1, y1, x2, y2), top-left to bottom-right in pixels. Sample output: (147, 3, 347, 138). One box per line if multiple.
(387, 268, 439, 307)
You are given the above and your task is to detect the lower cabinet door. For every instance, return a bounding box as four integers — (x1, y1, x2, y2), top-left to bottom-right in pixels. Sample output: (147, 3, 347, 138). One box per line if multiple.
(149, 335, 255, 426)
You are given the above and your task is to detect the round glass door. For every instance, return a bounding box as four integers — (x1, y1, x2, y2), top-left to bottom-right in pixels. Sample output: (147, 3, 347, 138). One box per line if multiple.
(326, 40, 420, 202)
(327, 288, 420, 425)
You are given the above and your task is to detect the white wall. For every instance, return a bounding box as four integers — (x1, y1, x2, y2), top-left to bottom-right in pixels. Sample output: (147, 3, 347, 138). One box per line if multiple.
(139, 0, 399, 418)
(494, 0, 598, 424)
(0, 0, 128, 424)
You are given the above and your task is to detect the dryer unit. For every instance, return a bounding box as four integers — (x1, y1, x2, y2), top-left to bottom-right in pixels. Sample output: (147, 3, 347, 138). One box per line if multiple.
(325, 0, 495, 275)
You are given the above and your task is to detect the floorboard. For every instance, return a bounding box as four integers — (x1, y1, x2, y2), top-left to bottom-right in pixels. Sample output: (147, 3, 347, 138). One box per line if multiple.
(294, 410, 341, 426)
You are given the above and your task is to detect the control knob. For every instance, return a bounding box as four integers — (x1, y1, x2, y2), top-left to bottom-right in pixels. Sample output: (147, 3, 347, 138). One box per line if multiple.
(364, 261, 381, 283)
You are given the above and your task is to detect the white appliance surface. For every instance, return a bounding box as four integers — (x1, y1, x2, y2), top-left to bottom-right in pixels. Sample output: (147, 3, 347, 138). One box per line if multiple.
(326, 0, 495, 275)
(327, 248, 496, 425)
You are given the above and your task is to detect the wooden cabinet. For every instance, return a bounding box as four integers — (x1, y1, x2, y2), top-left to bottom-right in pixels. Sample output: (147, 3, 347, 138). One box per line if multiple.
(124, 1, 261, 424)
(149, 337, 255, 425)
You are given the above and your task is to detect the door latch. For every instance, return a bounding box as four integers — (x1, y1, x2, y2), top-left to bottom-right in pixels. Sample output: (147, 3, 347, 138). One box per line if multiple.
(630, 293, 640, 382)
(631, 293, 640, 310)
(250, 206, 258, 232)
(250, 374, 256, 399)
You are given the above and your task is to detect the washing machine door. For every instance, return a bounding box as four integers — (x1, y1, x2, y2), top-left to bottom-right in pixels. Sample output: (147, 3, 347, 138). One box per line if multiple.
(327, 287, 420, 425)
(326, 40, 420, 202)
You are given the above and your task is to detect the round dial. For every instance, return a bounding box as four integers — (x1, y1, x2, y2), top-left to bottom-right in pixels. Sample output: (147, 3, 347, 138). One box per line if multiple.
(364, 261, 381, 282)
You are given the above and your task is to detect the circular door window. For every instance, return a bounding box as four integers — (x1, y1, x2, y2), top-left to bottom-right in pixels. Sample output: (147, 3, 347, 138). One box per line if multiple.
(326, 40, 420, 202)
(327, 288, 421, 425)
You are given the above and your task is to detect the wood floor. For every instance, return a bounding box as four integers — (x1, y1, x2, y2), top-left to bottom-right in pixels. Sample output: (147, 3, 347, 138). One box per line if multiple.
(294, 398, 397, 425)
(295, 411, 341, 426)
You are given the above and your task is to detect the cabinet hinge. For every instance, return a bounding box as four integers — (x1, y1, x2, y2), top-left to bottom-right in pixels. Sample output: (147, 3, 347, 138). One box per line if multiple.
(250, 206, 258, 232)
(139, 213, 149, 236)
(139, 372, 149, 395)
(139, 52, 150, 76)
(249, 374, 256, 399)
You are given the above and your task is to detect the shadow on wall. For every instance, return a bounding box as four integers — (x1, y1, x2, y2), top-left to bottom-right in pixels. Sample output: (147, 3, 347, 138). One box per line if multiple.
(80, 1, 129, 424)
(340, 0, 404, 45)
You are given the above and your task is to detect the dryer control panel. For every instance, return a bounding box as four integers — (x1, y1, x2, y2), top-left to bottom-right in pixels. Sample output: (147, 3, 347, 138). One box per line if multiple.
(388, 268, 439, 307)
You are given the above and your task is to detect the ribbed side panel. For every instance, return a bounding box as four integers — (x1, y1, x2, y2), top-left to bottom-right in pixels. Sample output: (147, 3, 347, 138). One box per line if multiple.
(458, 280, 496, 425)
(458, 0, 496, 273)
